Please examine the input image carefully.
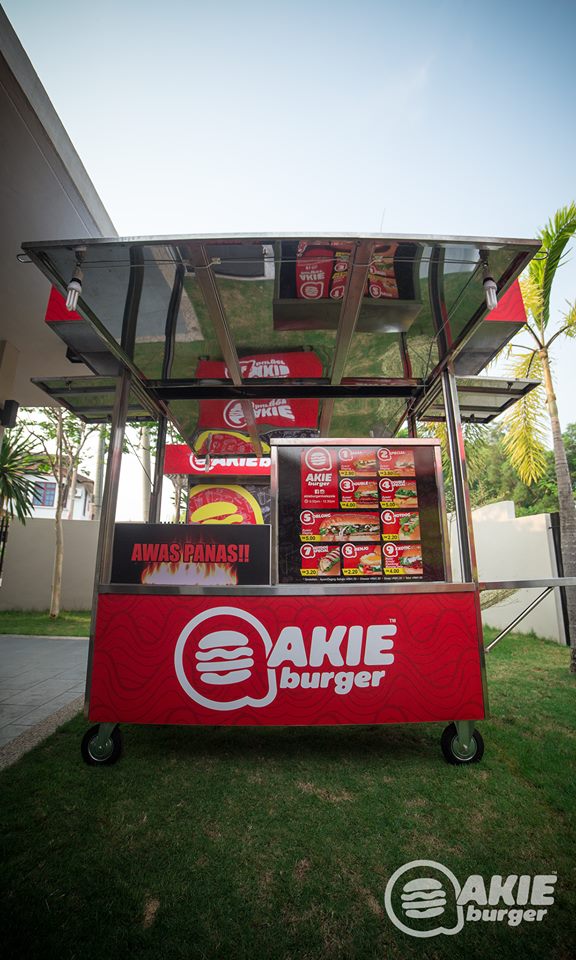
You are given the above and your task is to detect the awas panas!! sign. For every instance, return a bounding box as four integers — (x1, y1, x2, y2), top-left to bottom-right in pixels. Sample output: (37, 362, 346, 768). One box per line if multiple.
(89, 592, 485, 725)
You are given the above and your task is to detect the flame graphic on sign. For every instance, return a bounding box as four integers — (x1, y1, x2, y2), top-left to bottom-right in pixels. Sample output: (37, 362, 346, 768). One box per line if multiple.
(142, 561, 238, 586)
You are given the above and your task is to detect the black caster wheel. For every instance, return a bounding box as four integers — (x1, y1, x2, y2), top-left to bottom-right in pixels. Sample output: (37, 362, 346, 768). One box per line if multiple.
(440, 723, 484, 765)
(81, 725, 122, 766)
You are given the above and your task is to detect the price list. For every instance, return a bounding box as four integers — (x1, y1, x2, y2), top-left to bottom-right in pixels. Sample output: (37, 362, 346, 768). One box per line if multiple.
(275, 442, 447, 584)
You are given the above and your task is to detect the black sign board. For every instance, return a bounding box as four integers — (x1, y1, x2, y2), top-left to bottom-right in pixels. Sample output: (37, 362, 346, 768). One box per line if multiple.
(274, 442, 447, 584)
(111, 523, 270, 586)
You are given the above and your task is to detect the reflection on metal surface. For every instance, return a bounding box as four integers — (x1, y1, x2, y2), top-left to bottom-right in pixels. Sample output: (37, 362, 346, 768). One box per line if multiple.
(24, 232, 540, 447)
(272, 240, 423, 333)
(418, 376, 541, 424)
(186, 242, 262, 455)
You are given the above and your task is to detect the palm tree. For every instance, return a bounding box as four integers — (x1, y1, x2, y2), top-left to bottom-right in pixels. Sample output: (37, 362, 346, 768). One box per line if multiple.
(502, 202, 576, 671)
(0, 429, 38, 521)
(0, 429, 38, 585)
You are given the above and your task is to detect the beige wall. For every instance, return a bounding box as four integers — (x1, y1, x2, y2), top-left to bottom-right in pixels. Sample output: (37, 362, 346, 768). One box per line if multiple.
(0, 519, 99, 611)
(449, 502, 566, 644)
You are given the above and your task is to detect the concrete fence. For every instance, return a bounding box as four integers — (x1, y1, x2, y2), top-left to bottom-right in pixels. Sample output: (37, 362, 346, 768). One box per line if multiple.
(0, 506, 568, 643)
(0, 518, 99, 610)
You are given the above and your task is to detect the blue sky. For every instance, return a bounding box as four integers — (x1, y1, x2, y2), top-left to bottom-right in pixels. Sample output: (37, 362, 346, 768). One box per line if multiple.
(4, 0, 576, 427)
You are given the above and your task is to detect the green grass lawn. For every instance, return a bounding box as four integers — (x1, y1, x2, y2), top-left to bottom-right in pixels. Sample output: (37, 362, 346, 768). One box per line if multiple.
(0, 610, 91, 636)
(1, 630, 574, 960)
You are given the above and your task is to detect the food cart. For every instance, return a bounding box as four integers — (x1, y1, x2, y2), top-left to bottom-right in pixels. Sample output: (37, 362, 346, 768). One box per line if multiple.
(22, 232, 574, 765)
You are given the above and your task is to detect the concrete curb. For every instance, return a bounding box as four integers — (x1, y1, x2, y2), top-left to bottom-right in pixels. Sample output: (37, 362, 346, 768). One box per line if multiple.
(0, 695, 84, 771)
(0, 634, 89, 641)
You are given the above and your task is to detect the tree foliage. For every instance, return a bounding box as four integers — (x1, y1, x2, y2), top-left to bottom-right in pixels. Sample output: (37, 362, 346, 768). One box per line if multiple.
(0, 429, 39, 522)
(21, 407, 98, 617)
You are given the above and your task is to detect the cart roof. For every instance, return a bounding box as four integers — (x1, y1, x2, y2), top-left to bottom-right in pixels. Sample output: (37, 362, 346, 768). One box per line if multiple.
(23, 232, 540, 444)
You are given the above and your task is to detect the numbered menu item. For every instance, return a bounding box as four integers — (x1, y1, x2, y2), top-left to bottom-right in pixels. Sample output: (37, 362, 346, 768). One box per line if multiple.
(379, 477, 418, 508)
(300, 510, 381, 542)
(381, 510, 421, 541)
(339, 477, 379, 508)
(338, 447, 378, 475)
(377, 447, 415, 476)
(382, 542, 423, 575)
(299, 544, 341, 577)
(341, 543, 383, 577)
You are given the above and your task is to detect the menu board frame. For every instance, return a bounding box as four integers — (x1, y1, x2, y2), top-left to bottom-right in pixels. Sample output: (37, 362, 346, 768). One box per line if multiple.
(270, 438, 451, 587)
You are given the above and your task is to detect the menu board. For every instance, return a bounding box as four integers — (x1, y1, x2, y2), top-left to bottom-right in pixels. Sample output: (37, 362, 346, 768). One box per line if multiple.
(275, 441, 446, 584)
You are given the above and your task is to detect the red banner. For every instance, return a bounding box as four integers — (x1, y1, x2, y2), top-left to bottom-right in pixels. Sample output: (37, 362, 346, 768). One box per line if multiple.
(196, 351, 323, 380)
(89, 591, 485, 726)
(164, 444, 272, 477)
(485, 280, 526, 324)
(196, 351, 322, 431)
(45, 286, 82, 323)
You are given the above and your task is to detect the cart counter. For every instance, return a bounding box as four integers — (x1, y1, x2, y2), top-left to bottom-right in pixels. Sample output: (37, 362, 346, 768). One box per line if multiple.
(89, 584, 487, 727)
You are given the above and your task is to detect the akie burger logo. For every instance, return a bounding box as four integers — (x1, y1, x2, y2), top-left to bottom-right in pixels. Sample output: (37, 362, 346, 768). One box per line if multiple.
(174, 607, 396, 711)
(223, 399, 296, 428)
(187, 452, 271, 472)
(384, 859, 557, 938)
(224, 358, 291, 379)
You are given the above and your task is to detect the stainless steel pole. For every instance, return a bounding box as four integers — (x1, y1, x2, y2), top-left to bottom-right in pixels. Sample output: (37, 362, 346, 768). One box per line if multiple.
(148, 415, 167, 523)
(84, 370, 131, 714)
(441, 362, 477, 583)
(485, 587, 554, 653)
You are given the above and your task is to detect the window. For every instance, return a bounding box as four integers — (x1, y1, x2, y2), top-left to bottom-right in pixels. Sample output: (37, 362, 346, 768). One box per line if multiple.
(33, 480, 56, 507)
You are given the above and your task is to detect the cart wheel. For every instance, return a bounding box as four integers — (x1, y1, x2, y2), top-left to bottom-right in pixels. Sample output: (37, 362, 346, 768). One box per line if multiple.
(440, 723, 484, 765)
(81, 724, 122, 766)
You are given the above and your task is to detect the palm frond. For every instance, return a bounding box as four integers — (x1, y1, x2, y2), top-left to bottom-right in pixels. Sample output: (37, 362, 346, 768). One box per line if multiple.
(529, 202, 576, 333)
(519, 274, 543, 321)
(501, 350, 548, 484)
(0, 430, 39, 522)
(562, 299, 576, 338)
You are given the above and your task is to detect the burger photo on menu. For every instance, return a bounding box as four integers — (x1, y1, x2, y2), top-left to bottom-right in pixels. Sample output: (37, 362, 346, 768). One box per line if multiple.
(379, 477, 418, 508)
(382, 542, 423, 576)
(341, 543, 383, 577)
(376, 447, 415, 477)
(339, 477, 379, 508)
(299, 543, 341, 577)
(380, 509, 421, 541)
(299, 510, 381, 542)
(338, 447, 378, 475)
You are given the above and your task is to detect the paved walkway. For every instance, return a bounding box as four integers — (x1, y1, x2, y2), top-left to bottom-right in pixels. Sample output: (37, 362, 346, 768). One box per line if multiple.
(0, 635, 88, 749)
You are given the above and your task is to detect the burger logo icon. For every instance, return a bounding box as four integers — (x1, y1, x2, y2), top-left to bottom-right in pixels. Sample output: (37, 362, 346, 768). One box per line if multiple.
(384, 860, 464, 938)
(174, 607, 277, 711)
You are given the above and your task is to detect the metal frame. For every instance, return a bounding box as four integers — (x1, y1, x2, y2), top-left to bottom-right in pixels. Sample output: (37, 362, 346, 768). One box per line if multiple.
(417, 376, 541, 425)
(22, 231, 541, 250)
(99, 581, 476, 596)
(441, 363, 477, 583)
(479, 578, 576, 653)
(434, 444, 452, 582)
(186, 242, 262, 455)
(270, 436, 450, 588)
(84, 369, 131, 715)
(319, 240, 374, 436)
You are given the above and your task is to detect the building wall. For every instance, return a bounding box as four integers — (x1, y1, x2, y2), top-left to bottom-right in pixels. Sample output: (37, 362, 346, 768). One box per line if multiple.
(0, 518, 98, 611)
(0, 7, 116, 408)
(449, 501, 566, 644)
(27, 474, 93, 520)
